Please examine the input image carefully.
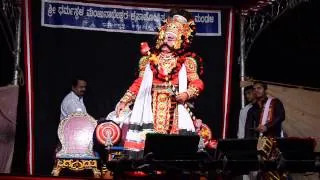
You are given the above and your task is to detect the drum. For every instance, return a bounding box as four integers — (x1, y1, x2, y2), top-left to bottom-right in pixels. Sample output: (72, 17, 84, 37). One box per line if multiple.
(95, 121, 121, 146)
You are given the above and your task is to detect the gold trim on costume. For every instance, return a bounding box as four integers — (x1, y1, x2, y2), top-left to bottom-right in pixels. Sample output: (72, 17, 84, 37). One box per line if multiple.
(152, 84, 178, 93)
(158, 53, 177, 75)
(153, 92, 171, 133)
(186, 85, 200, 99)
(52, 159, 101, 178)
(185, 57, 197, 72)
(138, 56, 150, 77)
(188, 73, 199, 81)
(185, 57, 200, 81)
(120, 90, 136, 104)
(155, 15, 195, 50)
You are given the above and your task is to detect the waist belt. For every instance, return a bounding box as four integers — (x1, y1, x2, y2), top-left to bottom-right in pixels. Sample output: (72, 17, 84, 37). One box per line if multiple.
(152, 84, 178, 92)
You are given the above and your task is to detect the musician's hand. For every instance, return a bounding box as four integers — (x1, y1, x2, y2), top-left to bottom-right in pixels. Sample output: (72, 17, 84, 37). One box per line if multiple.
(255, 124, 267, 133)
(176, 92, 189, 104)
(116, 102, 127, 118)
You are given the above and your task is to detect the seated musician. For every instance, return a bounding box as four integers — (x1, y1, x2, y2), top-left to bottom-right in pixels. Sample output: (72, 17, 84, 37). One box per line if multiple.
(60, 77, 88, 120)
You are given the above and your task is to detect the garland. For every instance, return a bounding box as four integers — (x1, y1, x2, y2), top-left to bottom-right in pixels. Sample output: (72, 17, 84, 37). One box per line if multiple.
(148, 52, 203, 82)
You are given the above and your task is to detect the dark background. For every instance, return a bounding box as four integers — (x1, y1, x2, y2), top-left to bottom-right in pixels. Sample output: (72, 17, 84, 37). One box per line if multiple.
(246, 1, 320, 88)
(31, 1, 229, 175)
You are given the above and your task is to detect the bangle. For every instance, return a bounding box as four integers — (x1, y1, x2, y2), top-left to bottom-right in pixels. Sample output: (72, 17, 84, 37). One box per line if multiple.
(120, 90, 135, 104)
(186, 86, 200, 99)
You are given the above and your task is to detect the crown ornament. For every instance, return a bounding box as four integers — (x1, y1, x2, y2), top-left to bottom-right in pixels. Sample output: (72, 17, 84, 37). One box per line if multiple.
(156, 13, 196, 50)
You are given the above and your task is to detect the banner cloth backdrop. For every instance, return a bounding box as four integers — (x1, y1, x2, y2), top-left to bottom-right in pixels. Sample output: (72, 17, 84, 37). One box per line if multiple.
(41, 0, 222, 36)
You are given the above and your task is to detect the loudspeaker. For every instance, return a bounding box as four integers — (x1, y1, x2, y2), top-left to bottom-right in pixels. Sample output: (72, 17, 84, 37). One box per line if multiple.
(215, 138, 261, 175)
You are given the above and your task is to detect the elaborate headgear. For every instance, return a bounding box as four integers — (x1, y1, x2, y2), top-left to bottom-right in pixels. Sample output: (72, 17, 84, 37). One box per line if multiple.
(156, 10, 196, 50)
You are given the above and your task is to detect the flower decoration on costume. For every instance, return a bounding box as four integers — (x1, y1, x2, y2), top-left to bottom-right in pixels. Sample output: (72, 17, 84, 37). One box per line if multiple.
(149, 54, 159, 65)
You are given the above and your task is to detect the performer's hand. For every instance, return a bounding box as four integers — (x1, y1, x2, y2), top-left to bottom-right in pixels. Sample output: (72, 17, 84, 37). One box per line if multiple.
(116, 102, 127, 118)
(176, 92, 189, 104)
(194, 119, 202, 129)
(255, 124, 267, 133)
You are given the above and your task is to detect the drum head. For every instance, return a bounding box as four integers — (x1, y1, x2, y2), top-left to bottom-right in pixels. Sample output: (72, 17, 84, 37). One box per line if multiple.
(96, 121, 121, 145)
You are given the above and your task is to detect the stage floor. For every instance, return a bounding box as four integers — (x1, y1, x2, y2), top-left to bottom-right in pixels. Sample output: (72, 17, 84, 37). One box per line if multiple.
(0, 175, 97, 180)
(0, 173, 205, 180)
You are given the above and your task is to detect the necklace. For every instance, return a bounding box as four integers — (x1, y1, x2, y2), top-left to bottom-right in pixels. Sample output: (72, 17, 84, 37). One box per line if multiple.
(158, 53, 177, 75)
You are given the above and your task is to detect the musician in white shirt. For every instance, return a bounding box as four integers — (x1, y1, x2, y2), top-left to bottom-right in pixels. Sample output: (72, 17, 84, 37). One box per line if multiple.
(237, 85, 255, 139)
(237, 85, 256, 180)
(60, 77, 87, 120)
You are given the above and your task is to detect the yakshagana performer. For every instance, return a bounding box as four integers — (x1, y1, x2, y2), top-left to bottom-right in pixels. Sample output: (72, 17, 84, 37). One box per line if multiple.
(114, 9, 207, 158)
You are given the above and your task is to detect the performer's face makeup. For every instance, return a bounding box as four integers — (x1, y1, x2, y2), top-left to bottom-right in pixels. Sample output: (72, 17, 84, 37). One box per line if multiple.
(253, 83, 266, 99)
(161, 33, 177, 52)
(72, 80, 87, 97)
